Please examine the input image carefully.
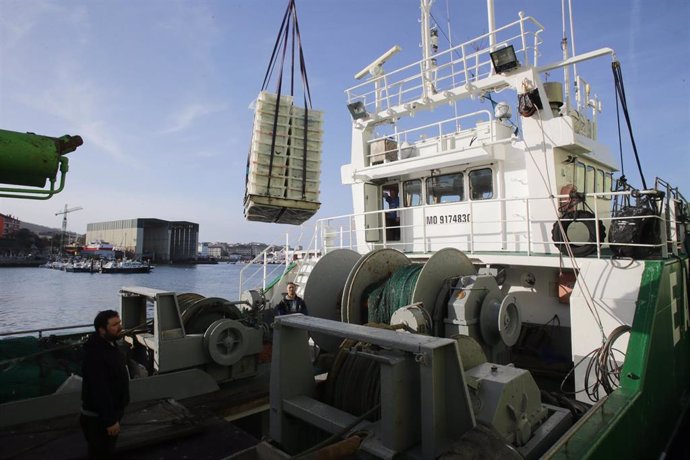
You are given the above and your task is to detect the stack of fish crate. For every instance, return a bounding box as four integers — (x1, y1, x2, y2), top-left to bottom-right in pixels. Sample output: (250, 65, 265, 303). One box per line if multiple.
(246, 91, 292, 198)
(244, 91, 322, 225)
(286, 105, 322, 202)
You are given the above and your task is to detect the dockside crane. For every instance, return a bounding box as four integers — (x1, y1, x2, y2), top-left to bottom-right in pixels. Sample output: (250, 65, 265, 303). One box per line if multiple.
(55, 204, 83, 256)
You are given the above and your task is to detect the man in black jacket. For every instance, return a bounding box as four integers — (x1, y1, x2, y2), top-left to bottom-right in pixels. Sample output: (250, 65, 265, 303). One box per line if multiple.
(80, 310, 130, 459)
(275, 282, 308, 315)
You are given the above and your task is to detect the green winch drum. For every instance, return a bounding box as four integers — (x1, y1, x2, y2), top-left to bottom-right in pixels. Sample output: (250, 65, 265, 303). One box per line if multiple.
(0, 129, 80, 187)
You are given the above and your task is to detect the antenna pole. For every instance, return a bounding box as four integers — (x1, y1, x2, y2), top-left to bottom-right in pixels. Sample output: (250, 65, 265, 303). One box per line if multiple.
(487, 0, 496, 52)
(561, 0, 571, 112)
(420, 0, 435, 99)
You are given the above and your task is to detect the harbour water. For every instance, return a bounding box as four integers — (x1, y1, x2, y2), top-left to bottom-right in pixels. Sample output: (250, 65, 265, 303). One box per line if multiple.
(0, 263, 268, 334)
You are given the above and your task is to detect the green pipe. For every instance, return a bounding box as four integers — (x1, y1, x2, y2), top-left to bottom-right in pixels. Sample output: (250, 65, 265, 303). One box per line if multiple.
(0, 129, 81, 199)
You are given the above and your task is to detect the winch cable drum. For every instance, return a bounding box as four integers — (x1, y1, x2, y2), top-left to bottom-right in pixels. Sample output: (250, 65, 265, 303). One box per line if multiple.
(301, 249, 361, 352)
(177, 293, 242, 334)
(367, 264, 424, 324)
(203, 319, 248, 366)
(176, 292, 250, 366)
(480, 294, 521, 347)
(338, 248, 475, 330)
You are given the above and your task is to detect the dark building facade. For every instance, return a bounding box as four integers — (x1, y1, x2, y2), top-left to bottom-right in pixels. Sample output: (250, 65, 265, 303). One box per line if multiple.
(86, 218, 199, 262)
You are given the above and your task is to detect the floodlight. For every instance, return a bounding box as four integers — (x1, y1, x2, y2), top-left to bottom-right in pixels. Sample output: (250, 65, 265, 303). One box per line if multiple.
(490, 45, 519, 74)
(347, 101, 368, 120)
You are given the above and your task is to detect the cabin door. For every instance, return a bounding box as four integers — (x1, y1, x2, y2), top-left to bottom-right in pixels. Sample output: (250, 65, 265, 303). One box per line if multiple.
(364, 183, 381, 242)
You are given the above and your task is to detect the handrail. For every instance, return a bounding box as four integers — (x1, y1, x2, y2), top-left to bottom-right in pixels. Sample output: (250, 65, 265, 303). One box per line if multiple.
(312, 188, 685, 259)
(0, 323, 92, 338)
(345, 14, 544, 115)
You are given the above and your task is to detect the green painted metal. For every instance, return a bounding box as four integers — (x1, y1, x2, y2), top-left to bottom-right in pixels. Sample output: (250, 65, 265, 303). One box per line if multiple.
(0, 129, 82, 199)
(546, 256, 690, 458)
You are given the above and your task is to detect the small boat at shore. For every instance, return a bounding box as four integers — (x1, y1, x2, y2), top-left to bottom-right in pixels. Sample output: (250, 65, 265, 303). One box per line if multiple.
(100, 259, 152, 274)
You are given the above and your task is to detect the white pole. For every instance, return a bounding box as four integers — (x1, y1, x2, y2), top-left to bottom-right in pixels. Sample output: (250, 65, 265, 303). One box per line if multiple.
(561, 0, 571, 112)
(487, 0, 496, 52)
(568, 0, 578, 82)
(420, 0, 434, 99)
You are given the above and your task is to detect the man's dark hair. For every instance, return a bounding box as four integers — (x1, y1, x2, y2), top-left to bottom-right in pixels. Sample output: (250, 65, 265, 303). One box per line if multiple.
(94, 310, 119, 332)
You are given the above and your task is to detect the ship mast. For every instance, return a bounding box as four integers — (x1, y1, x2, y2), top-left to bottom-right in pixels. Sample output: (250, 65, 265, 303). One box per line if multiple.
(420, 0, 435, 99)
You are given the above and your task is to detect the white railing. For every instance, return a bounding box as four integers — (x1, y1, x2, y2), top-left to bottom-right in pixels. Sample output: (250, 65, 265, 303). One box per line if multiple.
(365, 111, 496, 165)
(312, 188, 686, 260)
(238, 229, 318, 295)
(239, 184, 686, 293)
(346, 13, 544, 116)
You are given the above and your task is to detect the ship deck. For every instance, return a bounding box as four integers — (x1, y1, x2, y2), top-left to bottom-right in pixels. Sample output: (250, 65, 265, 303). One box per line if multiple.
(3, 367, 270, 459)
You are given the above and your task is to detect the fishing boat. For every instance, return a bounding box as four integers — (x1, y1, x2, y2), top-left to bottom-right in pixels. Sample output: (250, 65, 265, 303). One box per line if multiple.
(99, 259, 152, 274)
(0, 1, 688, 459)
(231, 0, 690, 458)
(80, 240, 114, 258)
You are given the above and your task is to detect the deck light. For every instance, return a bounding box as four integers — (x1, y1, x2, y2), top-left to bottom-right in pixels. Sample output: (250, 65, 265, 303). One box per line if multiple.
(347, 101, 369, 120)
(490, 45, 519, 74)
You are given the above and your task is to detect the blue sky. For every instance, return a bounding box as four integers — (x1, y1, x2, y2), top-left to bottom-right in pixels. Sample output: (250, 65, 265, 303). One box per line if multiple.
(1, 0, 688, 244)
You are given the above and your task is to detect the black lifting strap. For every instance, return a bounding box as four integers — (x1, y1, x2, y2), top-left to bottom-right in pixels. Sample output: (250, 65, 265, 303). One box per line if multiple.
(292, 2, 313, 200)
(612, 62, 647, 191)
(259, 0, 313, 200)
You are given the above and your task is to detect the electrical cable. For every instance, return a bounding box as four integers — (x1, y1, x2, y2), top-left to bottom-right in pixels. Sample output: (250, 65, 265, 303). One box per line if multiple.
(612, 62, 647, 190)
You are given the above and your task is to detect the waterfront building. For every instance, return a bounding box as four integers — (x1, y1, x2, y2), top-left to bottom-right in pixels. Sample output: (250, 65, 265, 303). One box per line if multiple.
(0, 213, 20, 239)
(86, 218, 198, 262)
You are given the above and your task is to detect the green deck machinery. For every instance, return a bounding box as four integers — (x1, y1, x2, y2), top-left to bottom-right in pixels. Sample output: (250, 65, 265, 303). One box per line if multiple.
(0, 129, 83, 199)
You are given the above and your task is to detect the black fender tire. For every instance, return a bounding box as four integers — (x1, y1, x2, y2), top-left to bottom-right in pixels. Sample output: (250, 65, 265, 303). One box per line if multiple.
(552, 210, 606, 257)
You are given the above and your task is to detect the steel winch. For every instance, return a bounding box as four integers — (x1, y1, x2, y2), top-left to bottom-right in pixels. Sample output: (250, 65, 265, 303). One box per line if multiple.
(120, 286, 263, 382)
(264, 248, 571, 458)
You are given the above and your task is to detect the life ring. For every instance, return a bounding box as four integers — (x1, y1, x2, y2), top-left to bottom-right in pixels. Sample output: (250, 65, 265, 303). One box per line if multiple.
(551, 210, 606, 257)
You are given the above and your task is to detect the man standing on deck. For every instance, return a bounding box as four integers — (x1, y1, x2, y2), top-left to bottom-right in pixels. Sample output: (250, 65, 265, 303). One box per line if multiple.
(80, 310, 130, 459)
(275, 282, 308, 315)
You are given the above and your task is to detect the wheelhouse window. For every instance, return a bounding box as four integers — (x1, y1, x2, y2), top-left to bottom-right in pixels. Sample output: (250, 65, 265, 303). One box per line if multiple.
(575, 162, 586, 192)
(469, 168, 493, 200)
(427, 173, 464, 204)
(595, 169, 604, 196)
(604, 172, 614, 200)
(403, 179, 422, 207)
(586, 165, 595, 194)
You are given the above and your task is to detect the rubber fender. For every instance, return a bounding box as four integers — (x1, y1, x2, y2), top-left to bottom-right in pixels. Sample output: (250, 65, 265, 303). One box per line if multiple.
(551, 210, 606, 257)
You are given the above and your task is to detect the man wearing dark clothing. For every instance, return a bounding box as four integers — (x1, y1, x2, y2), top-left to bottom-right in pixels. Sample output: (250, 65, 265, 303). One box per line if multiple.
(275, 282, 308, 315)
(81, 310, 130, 459)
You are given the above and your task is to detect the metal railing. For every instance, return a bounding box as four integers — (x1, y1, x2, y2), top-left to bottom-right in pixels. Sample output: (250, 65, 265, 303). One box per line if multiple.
(346, 13, 544, 116)
(311, 187, 687, 260)
(365, 111, 498, 165)
(0, 323, 92, 339)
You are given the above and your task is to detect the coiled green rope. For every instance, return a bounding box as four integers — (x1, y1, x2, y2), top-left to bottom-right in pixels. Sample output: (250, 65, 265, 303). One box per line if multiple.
(367, 264, 423, 324)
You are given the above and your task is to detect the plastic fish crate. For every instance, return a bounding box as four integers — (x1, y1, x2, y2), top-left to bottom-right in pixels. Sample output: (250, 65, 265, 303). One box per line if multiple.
(244, 193, 320, 225)
(255, 108, 291, 127)
(286, 188, 319, 202)
(246, 180, 285, 198)
(288, 156, 321, 170)
(250, 161, 288, 176)
(291, 106, 324, 121)
(257, 91, 293, 105)
(289, 136, 323, 151)
(251, 138, 289, 157)
(253, 119, 290, 135)
(286, 166, 320, 180)
(290, 125, 324, 139)
(287, 177, 319, 192)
